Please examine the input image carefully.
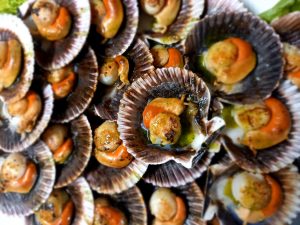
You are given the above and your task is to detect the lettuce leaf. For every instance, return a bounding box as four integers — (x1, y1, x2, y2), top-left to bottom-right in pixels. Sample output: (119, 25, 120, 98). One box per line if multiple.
(259, 0, 300, 23)
(0, 0, 26, 14)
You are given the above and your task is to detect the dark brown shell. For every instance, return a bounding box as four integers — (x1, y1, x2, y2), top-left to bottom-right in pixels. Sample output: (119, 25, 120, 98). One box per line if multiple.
(89, 0, 139, 57)
(205, 0, 247, 16)
(143, 152, 214, 187)
(55, 115, 92, 188)
(271, 12, 300, 48)
(51, 46, 98, 123)
(27, 177, 94, 225)
(0, 81, 54, 152)
(117, 68, 214, 168)
(86, 157, 148, 195)
(144, 0, 205, 45)
(0, 14, 34, 103)
(185, 12, 284, 104)
(205, 159, 300, 225)
(18, 0, 91, 70)
(0, 141, 55, 216)
(221, 80, 300, 173)
(93, 38, 155, 120)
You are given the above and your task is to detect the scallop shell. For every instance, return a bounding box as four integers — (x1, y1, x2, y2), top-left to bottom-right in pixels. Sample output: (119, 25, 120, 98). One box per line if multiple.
(144, 0, 205, 45)
(0, 141, 55, 216)
(185, 12, 284, 104)
(271, 12, 300, 48)
(93, 38, 154, 120)
(86, 156, 148, 195)
(27, 177, 94, 225)
(221, 80, 300, 173)
(18, 0, 91, 70)
(205, 0, 247, 16)
(204, 159, 300, 225)
(0, 81, 54, 152)
(143, 151, 214, 188)
(89, 0, 139, 57)
(0, 14, 34, 103)
(55, 115, 92, 188)
(117, 67, 224, 168)
(105, 186, 148, 225)
(51, 46, 98, 123)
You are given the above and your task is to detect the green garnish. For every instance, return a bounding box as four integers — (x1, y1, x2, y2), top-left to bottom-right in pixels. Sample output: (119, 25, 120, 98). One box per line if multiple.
(0, 0, 26, 14)
(221, 106, 238, 129)
(259, 0, 300, 23)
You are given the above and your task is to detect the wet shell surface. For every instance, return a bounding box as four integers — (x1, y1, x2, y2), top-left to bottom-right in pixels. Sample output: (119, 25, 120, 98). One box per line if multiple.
(51, 46, 98, 123)
(271, 12, 300, 48)
(0, 14, 34, 103)
(221, 80, 300, 173)
(86, 156, 148, 194)
(107, 185, 147, 225)
(0, 81, 54, 152)
(144, 152, 214, 188)
(89, 0, 139, 57)
(205, 0, 247, 16)
(93, 38, 154, 121)
(205, 159, 300, 225)
(0, 141, 55, 216)
(18, 0, 91, 70)
(27, 177, 94, 225)
(144, 0, 205, 45)
(118, 67, 216, 168)
(55, 115, 92, 188)
(185, 12, 283, 104)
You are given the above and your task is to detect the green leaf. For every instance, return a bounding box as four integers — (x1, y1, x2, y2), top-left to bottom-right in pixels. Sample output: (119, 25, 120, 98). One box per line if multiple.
(0, 0, 26, 15)
(259, 0, 300, 23)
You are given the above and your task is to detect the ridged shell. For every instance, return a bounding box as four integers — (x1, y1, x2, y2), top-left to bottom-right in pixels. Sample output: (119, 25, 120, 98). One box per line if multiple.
(107, 186, 147, 225)
(221, 80, 300, 173)
(86, 157, 148, 195)
(93, 38, 154, 120)
(144, 0, 205, 45)
(0, 141, 55, 216)
(0, 14, 34, 103)
(49, 46, 98, 123)
(144, 152, 214, 188)
(55, 115, 92, 188)
(271, 12, 300, 48)
(185, 12, 283, 104)
(205, 0, 247, 16)
(205, 159, 300, 225)
(117, 68, 215, 168)
(18, 0, 91, 70)
(89, 0, 138, 57)
(0, 81, 54, 152)
(27, 177, 94, 225)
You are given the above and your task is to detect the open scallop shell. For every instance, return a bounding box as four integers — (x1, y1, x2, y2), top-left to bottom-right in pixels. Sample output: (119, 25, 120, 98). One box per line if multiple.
(89, 0, 138, 57)
(86, 156, 148, 195)
(27, 177, 94, 225)
(204, 159, 300, 225)
(0, 81, 54, 152)
(144, 151, 214, 188)
(18, 0, 91, 70)
(0, 14, 34, 103)
(144, 0, 205, 45)
(0, 141, 55, 216)
(93, 38, 154, 120)
(205, 0, 247, 16)
(271, 12, 300, 48)
(221, 80, 300, 173)
(51, 46, 98, 123)
(185, 12, 283, 104)
(118, 67, 224, 168)
(55, 115, 92, 188)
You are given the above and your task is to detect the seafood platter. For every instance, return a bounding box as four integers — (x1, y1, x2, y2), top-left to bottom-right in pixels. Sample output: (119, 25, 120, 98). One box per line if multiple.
(0, 0, 300, 224)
